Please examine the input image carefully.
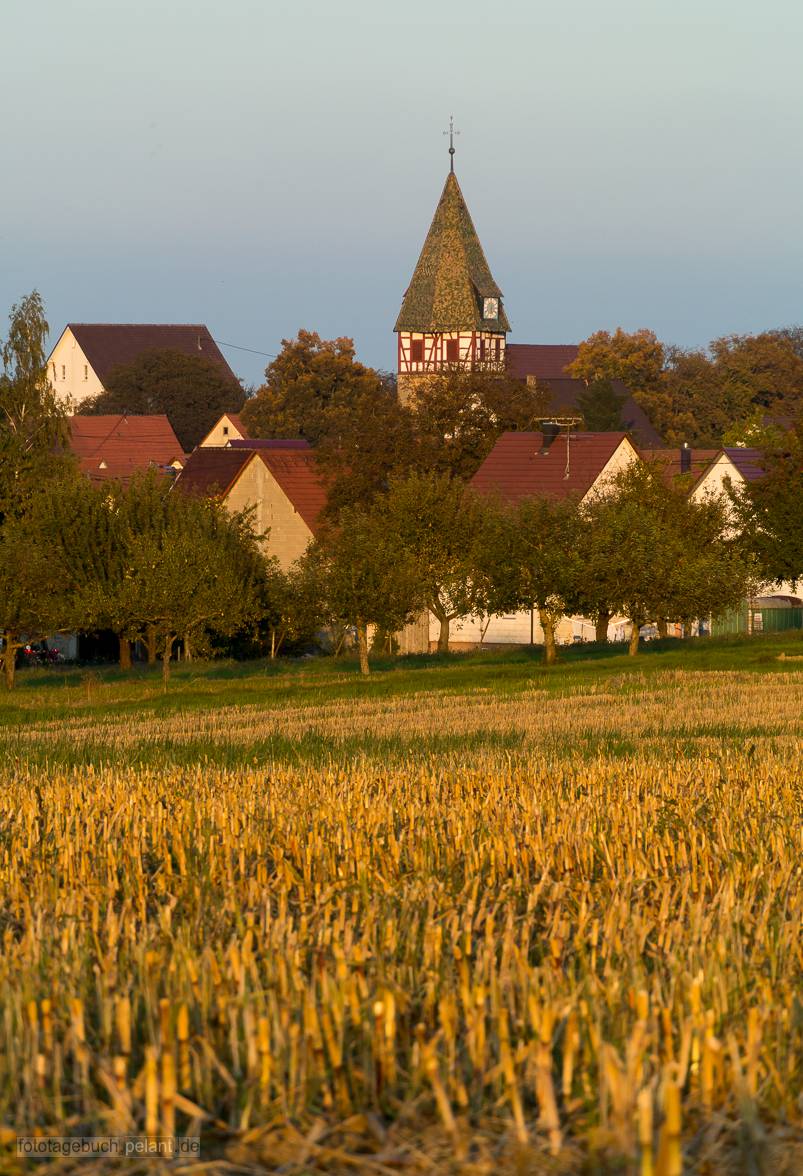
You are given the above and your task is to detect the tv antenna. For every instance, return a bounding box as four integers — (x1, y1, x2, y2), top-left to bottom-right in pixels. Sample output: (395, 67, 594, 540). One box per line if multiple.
(534, 416, 582, 479)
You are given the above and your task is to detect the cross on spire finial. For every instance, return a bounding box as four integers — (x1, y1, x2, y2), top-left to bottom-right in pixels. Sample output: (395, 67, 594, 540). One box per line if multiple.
(443, 115, 460, 173)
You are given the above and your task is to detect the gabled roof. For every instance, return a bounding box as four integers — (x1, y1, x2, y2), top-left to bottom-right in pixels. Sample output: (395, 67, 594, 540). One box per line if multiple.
(506, 344, 580, 380)
(260, 450, 327, 532)
(721, 447, 765, 482)
(173, 447, 253, 497)
(175, 446, 327, 533)
(471, 431, 633, 502)
(505, 344, 662, 445)
(60, 324, 237, 384)
(642, 448, 720, 482)
(395, 172, 510, 334)
(68, 414, 182, 482)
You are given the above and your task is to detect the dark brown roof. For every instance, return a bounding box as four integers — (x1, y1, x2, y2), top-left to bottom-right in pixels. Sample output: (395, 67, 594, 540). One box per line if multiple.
(471, 431, 633, 502)
(173, 448, 253, 497)
(395, 172, 510, 334)
(64, 324, 237, 384)
(505, 344, 662, 445)
(175, 447, 327, 533)
(68, 415, 182, 482)
(506, 344, 579, 380)
(721, 447, 765, 482)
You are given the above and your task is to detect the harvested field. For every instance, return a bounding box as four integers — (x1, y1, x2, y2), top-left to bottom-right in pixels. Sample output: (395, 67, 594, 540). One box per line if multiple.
(0, 642, 801, 1173)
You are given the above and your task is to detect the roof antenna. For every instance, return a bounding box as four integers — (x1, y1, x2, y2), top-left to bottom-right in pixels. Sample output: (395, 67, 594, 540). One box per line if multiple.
(443, 115, 460, 173)
(534, 415, 582, 478)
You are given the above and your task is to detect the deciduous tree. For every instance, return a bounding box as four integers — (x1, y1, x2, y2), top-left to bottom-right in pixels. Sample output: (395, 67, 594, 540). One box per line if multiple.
(80, 348, 244, 451)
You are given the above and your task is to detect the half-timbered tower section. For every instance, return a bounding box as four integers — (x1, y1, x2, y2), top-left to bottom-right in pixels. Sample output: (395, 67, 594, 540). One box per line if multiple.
(394, 171, 510, 404)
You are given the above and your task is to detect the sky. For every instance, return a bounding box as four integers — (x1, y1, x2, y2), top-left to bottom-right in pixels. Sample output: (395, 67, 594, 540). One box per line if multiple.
(3, 0, 803, 386)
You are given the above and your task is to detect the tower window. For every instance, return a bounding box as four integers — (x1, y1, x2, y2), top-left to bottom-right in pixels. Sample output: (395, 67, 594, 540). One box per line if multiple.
(411, 339, 424, 363)
(446, 339, 459, 363)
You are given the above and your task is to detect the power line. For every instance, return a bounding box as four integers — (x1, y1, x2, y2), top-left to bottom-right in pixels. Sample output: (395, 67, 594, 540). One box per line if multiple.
(213, 341, 279, 357)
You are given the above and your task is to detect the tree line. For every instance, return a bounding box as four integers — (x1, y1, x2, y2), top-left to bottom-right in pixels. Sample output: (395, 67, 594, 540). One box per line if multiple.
(2, 294, 800, 686)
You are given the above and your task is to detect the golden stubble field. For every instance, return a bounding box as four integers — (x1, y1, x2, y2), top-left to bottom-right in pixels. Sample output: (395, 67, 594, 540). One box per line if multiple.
(0, 666, 801, 1174)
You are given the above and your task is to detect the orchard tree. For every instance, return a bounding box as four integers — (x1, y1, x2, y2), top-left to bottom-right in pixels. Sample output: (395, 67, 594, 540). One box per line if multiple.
(580, 462, 751, 654)
(121, 490, 265, 684)
(475, 494, 584, 665)
(314, 505, 422, 675)
(371, 471, 488, 652)
(80, 348, 244, 451)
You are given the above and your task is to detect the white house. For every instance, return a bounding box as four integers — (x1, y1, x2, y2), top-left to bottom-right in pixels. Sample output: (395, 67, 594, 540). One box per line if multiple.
(47, 323, 236, 408)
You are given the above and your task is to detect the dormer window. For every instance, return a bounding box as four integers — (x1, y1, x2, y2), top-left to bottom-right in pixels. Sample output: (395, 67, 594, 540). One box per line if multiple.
(483, 297, 498, 320)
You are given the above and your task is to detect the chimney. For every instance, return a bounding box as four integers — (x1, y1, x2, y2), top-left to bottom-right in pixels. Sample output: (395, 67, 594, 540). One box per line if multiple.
(539, 421, 561, 455)
(680, 442, 691, 474)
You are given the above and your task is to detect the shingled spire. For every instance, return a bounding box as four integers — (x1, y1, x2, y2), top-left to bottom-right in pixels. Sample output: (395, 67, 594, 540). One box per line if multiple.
(395, 166, 510, 405)
(395, 172, 510, 334)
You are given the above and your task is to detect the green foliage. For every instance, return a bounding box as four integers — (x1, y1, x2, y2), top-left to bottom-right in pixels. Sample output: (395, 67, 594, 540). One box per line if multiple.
(79, 348, 244, 451)
(410, 369, 551, 481)
(367, 471, 489, 651)
(476, 494, 584, 664)
(0, 292, 75, 687)
(569, 326, 803, 446)
(575, 379, 627, 432)
(731, 422, 803, 588)
(312, 505, 423, 673)
(580, 462, 752, 653)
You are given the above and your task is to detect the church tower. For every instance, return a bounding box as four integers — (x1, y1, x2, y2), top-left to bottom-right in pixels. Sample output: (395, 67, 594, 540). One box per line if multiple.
(394, 137, 510, 405)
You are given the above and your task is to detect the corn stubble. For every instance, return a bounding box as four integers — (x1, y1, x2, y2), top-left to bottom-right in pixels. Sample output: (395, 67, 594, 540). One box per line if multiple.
(0, 742, 800, 1173)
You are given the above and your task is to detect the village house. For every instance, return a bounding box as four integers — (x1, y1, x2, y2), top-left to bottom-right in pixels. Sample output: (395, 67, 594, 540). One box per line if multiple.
(198, 412, 250, 447)
(175, 444, 325, 569)
(47, 323, 236, 407)
(67, 414, 183, 482)
(437, 429, 641, 650)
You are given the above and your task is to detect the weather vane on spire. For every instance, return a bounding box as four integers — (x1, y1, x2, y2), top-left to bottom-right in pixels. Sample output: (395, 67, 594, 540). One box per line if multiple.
(443, 115, 460, 172)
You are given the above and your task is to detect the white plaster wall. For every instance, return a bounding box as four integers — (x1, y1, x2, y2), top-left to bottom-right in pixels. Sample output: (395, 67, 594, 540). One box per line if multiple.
(48, 329, 104, 407)
(200, 415, 246, 447)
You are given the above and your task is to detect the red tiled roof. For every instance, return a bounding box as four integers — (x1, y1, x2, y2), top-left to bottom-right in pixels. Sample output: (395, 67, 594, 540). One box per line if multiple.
(259, 450, 327, 532)
(68, 415, 182, 482)
(642, 448, 719, 483)
(65, 324, 237, 384)
(505, 343, 579, 380)
(471, 431, 632, 502)
(175, 447, 327, 533)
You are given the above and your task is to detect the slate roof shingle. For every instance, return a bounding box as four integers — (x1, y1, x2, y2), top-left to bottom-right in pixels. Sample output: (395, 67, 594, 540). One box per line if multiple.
(66, 324, 237, 384)
(471, 431, 632, 502)
(395, 172, 510, 334)
(68, 414, 182, 482)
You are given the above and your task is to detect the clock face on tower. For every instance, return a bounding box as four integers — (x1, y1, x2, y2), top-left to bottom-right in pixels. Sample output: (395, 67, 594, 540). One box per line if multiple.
(483, 297, 499, 320)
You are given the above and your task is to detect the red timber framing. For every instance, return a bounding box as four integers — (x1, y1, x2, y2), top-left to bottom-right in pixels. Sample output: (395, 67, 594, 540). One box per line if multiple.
(397, 331, 506, 375)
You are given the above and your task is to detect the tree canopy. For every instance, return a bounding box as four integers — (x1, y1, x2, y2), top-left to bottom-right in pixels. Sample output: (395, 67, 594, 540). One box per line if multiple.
(79, 348, 244, 451)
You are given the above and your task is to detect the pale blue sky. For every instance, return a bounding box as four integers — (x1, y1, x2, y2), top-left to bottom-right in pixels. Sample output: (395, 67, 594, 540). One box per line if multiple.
(3, 0, 803, 385)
